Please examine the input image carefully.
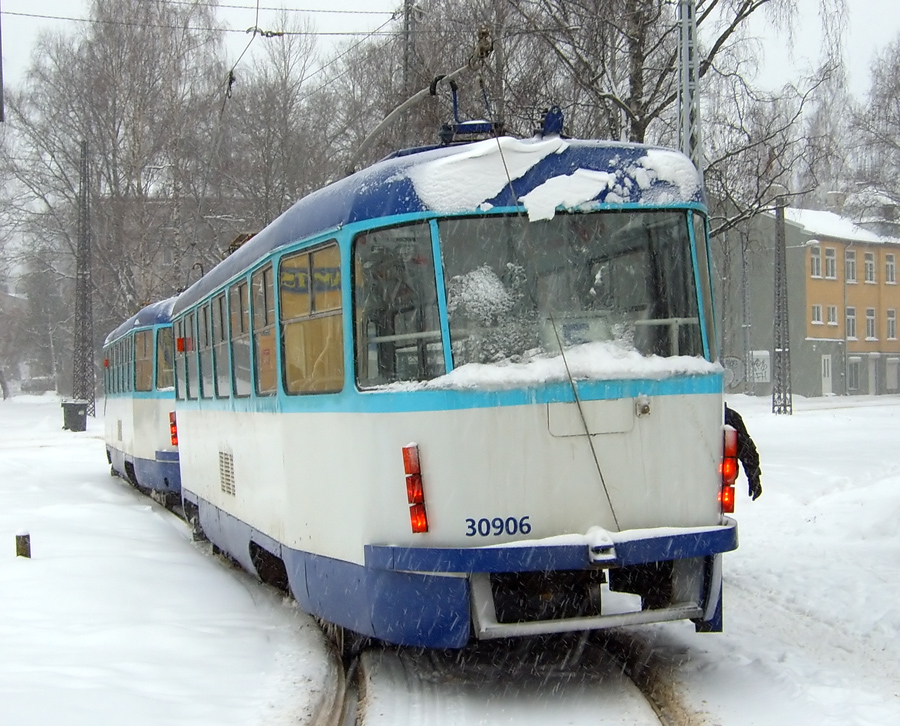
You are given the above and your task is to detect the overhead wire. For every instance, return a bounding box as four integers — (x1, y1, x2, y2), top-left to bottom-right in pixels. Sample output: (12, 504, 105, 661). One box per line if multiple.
(0, 9, 397, 35)
(134, 0, 393, 14)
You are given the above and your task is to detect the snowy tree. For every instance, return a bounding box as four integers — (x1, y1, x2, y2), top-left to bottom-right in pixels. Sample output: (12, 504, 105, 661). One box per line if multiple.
(0, 0, 225, 341)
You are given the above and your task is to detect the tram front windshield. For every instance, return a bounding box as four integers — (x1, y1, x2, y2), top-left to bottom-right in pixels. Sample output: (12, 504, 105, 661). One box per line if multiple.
(353, 211, 707, 387)
(438, 211, 704, 367)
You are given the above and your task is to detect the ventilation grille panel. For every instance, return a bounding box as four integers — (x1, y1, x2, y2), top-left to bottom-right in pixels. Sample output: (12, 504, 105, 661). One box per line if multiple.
(219, 451, 235, 496)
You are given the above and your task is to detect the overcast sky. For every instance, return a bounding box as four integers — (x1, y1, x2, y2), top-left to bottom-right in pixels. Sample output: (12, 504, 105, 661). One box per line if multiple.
(1, 1, 898, 97)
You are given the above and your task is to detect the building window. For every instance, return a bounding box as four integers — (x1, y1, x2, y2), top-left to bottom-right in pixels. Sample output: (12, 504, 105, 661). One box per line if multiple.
(846, 307, 857, 339)
(824, 248, 836, 278)
(866, 308, 877, 339)
(848, 358, 861, 390)
(810, 246, 822, 278)
(846, 250, 857, 282)
(888, 309, 897, 340)
(865, 251, 876, 283)
(811, 304, 823, 324)
(827, 305, 838, 325)
(887, 253, 896, 284)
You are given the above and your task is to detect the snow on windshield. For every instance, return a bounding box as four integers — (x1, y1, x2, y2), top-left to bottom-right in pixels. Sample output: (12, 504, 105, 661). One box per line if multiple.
(373, 340, 720, 392)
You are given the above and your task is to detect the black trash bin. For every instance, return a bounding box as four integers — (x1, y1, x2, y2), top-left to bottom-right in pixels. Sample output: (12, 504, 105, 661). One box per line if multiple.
(62, 399, 88, 432)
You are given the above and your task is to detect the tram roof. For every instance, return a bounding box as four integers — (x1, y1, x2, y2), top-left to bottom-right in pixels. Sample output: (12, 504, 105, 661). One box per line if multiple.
(173, 136, 705, 314)
(104, 297, 177, 346)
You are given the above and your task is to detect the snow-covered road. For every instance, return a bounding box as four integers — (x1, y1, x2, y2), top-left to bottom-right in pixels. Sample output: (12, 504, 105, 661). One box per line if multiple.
(2, 393, 899, 724)
(0, 396, 338, 726)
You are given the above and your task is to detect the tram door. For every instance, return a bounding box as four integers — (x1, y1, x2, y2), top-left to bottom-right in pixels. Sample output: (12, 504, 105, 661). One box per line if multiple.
(821, 354, 832, 396)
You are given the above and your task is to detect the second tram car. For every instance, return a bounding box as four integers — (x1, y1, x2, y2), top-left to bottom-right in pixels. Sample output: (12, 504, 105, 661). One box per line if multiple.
(171, 133, 738, 648)
(103, 298, 180, 505)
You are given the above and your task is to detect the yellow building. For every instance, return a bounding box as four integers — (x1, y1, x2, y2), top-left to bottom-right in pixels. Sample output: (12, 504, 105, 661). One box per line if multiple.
(716, 207, 900, 397)
(802, 217, 900, 393)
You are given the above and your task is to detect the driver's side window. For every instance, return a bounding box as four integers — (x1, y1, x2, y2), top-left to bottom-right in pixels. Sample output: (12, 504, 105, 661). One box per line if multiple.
(353, 222, 445, 387)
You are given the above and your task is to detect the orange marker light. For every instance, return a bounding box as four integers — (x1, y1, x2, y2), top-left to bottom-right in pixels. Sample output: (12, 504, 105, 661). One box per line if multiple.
(169, 411, 178, 447)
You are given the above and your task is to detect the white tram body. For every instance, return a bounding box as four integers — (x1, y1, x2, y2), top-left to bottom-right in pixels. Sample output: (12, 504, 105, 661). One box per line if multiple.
(171, 135, 737, 648)
(103, 299, 180, 501)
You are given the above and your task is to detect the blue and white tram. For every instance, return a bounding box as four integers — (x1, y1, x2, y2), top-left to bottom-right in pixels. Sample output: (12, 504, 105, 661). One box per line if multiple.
(171, 134, 738, 648)
(103, 298, 180, 505)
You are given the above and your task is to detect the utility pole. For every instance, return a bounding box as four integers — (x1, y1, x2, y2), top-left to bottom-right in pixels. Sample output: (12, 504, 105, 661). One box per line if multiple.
(0, 0, 6, 122)
(72, 140, 95, 416)
(403, 0, 413, 96)
(772, 198, 793, 414)
(677, 0, 703, 185)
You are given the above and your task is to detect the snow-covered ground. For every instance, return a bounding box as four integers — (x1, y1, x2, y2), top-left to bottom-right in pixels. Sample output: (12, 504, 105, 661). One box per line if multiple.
(639, 393, 900, 725)
(0, 395, 338, 726)
(2, 392, 899, 724)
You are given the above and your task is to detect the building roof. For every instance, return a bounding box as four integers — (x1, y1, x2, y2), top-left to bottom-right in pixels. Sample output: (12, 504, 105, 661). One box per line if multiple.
(785, 207, 898, 245)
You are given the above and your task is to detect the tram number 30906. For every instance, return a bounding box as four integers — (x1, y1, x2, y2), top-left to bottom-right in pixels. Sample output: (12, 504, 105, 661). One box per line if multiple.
(465, 516, 532, 537)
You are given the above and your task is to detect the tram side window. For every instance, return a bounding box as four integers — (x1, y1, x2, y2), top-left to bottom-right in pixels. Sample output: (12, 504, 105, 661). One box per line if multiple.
(134, 330, 154, 392)
(230, 282, 252, 397)
(112, 344, 120, 393)
(174, 319, 187, 400)
(691, 212, 717, 361)
(252, 264, 277, 395)
(280, 242, 344, 394)
(211, 293, 229, 397)
(185, 312, 199, 400)
(198, 304, 214, 399)
(156, 327, 174, 390)
(117, 342, 124, 393)
(125, 336, 136, 391)
(354, 223, 444, 387)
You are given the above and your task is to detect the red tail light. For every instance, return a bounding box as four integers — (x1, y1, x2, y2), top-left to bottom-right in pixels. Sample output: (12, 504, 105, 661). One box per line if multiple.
(169, 411, 178, 447)
(402, 444, 420, 475)
(719, 425, 738, 513)
(406, 473, 424, 505)
(402, 444, 428, 533)
(409, 504, 428, 534)
(719, 484, 735, 513)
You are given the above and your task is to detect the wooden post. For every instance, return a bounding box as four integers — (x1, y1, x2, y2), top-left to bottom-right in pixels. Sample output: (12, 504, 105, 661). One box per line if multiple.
(16, 532, 30, 558)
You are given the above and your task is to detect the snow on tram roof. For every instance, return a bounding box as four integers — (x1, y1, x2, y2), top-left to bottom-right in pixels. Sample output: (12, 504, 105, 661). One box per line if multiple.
(173, 136, 704, 315)
(104, 297, 177, 346)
